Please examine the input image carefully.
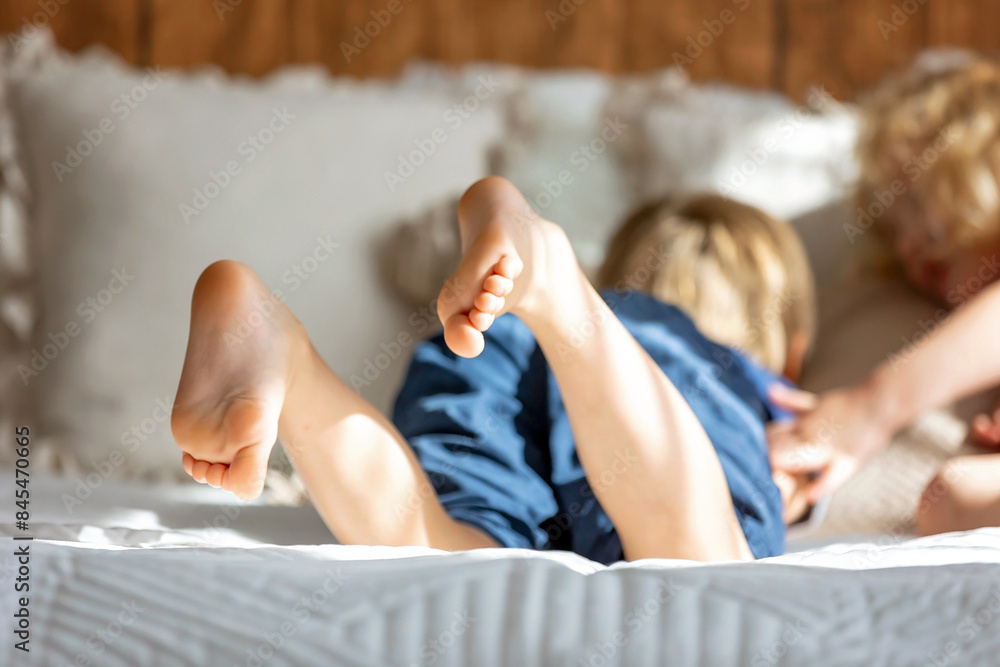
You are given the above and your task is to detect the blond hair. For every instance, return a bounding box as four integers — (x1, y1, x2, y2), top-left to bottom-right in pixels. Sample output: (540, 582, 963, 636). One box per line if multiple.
(596, 195, 815, 375)
(858, 54, 1000, 251)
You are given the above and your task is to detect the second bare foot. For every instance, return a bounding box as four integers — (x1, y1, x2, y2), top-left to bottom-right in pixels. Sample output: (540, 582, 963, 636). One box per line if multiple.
(436, 177, 578, 357)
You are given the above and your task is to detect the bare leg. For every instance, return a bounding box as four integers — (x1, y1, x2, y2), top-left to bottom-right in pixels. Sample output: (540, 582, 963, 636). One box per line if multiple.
(171, 261, 496, 550)
(440, 178, 752, 561)
(174, 176, 752, 561)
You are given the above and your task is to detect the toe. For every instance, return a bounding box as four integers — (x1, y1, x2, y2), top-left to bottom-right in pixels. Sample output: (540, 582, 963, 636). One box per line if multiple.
(182, 452, 195, 476)
(468, 309, 495, 331)
(495, 255, 523, 280)
(483, 274, 512, 297)
(474, 291, 504, 314)
(206, 463, 228, 488)
(191, 459, 211, 483)
(443, 313, 485, 358)
(227, 443, 270, 501)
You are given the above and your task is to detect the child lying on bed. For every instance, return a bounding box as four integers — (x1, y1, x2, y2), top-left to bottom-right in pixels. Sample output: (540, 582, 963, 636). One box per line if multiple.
(171, 177, 815, 563)
(768, 53, 1000, 536)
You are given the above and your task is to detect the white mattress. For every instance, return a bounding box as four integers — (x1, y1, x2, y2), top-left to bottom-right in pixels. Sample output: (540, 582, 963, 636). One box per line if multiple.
(3, 470, 1000, 666)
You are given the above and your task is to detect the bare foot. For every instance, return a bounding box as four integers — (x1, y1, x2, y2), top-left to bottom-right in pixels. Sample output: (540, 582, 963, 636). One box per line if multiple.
(916, 454, 1000, 535)
(171, 260, 307, 500)
(437, 177, 576, 357)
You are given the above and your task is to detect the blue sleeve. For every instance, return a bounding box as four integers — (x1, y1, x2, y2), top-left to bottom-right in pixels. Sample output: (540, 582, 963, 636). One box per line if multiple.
(391, 314, 558, 551)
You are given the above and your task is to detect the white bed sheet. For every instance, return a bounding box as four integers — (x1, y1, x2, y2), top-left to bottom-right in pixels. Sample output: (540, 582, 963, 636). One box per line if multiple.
(2, 469, 1000, 666)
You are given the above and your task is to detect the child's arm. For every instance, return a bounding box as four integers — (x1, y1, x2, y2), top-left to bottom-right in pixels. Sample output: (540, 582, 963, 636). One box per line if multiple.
(769, 279, 1000, 502)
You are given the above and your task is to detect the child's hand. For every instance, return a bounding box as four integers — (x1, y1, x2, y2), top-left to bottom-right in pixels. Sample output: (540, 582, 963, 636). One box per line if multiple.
(772, 468, 812, 524)
(765, 384, 894, 503)
(971, 400, 1000, 449)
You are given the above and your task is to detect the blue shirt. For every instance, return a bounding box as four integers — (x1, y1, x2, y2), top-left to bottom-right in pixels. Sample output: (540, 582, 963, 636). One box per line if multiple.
(392, 289, 786, 564)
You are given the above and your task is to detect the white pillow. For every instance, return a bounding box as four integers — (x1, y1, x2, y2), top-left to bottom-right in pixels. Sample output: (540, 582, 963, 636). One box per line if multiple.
(381, 65, 648, 309)
(494, 69, 637, 273)
(5, 32, 503, 480)
(0, 43, 34, 459)
(622, 82, 859, 222)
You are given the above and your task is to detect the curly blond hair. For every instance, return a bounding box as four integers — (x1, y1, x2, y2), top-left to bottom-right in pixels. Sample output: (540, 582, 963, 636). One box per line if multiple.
(857, 54, 1000, 252)
(596, 195, 815, 375)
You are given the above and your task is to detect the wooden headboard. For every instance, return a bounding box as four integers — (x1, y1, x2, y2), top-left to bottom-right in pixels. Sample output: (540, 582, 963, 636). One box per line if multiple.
(2, 0, 998, 101)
